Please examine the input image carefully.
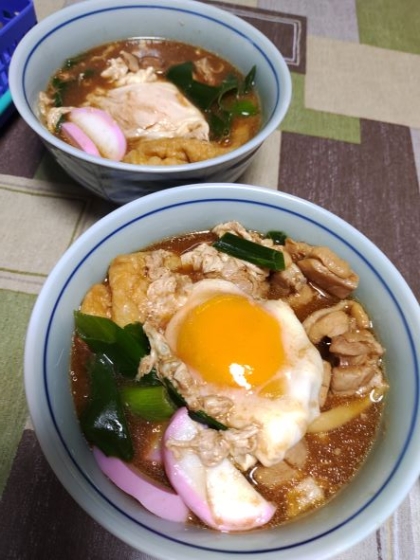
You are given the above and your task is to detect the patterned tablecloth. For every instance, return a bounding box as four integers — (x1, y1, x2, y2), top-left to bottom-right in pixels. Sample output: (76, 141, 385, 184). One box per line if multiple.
(1, 1, 419, 558)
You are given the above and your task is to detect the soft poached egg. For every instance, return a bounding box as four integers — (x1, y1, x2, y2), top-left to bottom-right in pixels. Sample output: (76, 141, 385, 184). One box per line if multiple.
(165, 279, 324, 467)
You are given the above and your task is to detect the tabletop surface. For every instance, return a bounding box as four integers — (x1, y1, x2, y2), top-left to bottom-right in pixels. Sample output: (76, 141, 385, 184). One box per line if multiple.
(1, 0, 419, 559)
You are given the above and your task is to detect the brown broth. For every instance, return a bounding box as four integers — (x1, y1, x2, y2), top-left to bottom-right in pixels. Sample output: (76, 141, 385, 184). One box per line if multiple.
(70, 230, 385, 529)
(44, 39, 261, 153)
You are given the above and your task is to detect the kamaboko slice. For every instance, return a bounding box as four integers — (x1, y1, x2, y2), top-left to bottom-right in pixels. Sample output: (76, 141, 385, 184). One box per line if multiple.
(163, 407, 276, 532)
(61, 122, 100, 156)
(68, 107, 127, 161)
(93, 447, 189, 522)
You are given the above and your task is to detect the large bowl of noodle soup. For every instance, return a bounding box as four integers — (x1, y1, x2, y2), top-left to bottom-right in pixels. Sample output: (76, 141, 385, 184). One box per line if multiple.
(8, 0, 291, 204)
(24, 183, 420, 560)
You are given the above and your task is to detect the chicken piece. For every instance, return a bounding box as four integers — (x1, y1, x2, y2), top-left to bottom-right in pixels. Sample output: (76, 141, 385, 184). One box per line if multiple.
(331, 360, 384, 396)
(306, 309, 350, 345)
(285, 239, 359, 298)
(80, 283, 112, 319)
(302, 301, 351, 344)
(284, 238, 312, 260)
(330, 329, 384, 358)
(213, 221, 268, 244)
(303, 301, 385, 397)
(270, 262, 307, 296)
(330, 330, 385, 395)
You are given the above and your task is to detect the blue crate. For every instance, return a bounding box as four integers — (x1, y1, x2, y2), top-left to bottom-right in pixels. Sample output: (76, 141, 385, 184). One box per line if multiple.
(0, 0, 37, 126)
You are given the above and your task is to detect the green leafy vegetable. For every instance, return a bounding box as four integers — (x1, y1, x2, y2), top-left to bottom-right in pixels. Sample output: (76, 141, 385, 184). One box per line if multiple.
(165, 62, 258, 138)
(80, 354, 134, 461)
(121, 385, 176, 421)
(266, 230, 288, 245)
(74, 311, 149, 378)
(213, 232, 286, 271)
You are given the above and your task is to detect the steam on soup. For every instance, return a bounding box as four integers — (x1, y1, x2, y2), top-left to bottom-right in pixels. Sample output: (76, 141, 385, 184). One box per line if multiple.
(38, 39, 261, 165)
(70, 221, 388, 532)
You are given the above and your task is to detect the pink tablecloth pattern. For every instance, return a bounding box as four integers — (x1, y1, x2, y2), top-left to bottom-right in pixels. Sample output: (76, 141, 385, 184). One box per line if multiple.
(0, 1, 419, 559)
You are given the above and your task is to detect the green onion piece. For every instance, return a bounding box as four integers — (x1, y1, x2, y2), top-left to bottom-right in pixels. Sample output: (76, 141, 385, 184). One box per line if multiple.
(74, 311, 150, 378)
(137, 368, 162, 387)
(55, 114, 65, 133)
(166, 62, 220, 110)
(163, 378, 187, 408)
(80, 354, 134, 461)
(51, 76, 67, 107)
(228, 99, 258, 117)
(242, 65, 257, 94)
(207, 110, 232, 138)
(266, 230, 288, 245)
(166, 62, 258, 138)
(213, 232, 286, 271)
(121, 385, 176, 421)
(163, 379, 228, 431)
(189, 410, 228, 431)
(64, 54, 87, 68)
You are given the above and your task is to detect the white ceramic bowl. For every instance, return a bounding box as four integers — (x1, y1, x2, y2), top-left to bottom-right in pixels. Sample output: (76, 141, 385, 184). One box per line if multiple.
(8, 0, 291, 204)
(24, 183, 420, 559)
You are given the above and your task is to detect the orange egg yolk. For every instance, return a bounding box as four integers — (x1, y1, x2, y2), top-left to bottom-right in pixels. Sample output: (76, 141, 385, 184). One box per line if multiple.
(175, 293, 286, 389)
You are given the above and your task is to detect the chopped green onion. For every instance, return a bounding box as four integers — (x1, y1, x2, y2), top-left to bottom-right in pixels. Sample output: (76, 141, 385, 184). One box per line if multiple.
(166, 62, 219, 110)
(137, 368, 162, 387)
(189, 410, 228, 431)
(228, 99, 259, 117)
(163, 379, 228, 431)
(74, 312, 150, 378)
(64, 54, 87, 68)
(80, 354, 134, 461)
(213, 232, 286, 271)
(121, 385, 177, 421)
(242, 66, 257, 94)
(266, 230, 288, 245)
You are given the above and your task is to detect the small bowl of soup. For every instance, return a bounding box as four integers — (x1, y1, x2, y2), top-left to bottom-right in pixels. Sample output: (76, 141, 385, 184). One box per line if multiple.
(8, 0, 291, 204)
(24, 183, 420, 559)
